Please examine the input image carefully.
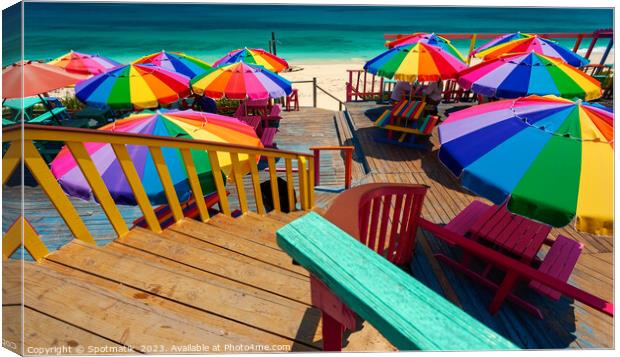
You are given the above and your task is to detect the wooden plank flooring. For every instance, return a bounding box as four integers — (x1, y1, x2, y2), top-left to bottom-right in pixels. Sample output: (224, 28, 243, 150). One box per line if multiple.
(344, 101, 613, 349)
(3, 212, 396, 353)
(2, 104, 612, 351)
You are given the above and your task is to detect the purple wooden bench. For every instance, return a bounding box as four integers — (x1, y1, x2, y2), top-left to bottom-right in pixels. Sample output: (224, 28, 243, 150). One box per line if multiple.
(529, 235, 583, 300)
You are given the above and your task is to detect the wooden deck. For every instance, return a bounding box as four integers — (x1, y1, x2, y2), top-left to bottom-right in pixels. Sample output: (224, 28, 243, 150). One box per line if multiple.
(344, 101, 613, 349)
(2, 103, 613, 351)
(2, 211, 395, 354)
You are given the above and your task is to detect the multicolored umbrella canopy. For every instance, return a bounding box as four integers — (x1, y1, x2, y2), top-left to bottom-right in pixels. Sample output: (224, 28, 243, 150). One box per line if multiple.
(364, 42, 468, 82)
(471, 32, 532, 56)
(214, 47, 289, 73)
(438, 95, 613, 236)
(2, 60, 87, 98)
(133, 50, 212, 78)
(51, 109, 262, 206)
(474, 35, 589, 67)
(48, 50, 122, 75)
(385, 33, 466, 62)
(75, 64, 191, 109)
(457, 52, 601, 100)
(191, 62, 292, 100)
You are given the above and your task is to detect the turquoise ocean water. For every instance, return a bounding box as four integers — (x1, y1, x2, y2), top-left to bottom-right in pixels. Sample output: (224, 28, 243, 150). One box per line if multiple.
(2, 2, 614, 66)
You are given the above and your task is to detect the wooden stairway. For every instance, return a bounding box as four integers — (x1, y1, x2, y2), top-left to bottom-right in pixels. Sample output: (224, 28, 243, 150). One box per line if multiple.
(2, 212, 394, 354)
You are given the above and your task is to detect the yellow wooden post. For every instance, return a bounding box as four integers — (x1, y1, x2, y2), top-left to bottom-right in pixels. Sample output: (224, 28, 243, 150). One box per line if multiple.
(307, 155, 315, 208)
(284, 158, 295, 211)
(3, 216, 49, 261)
(111, 143, 162, 233)
(149, 147, 184, 223)
(207, 151, 231, 216)
(179, 148, 210, 222)
(230, 153, 249, 214)
(467, 34, 477, 65)
(248, 154, 265, 215)
(297, 156, 308, 210)
(23, 141, 95, 243)
(2, 140, 21, 185)
(66, 142, 129, 237)
(266, 156, 281, 212)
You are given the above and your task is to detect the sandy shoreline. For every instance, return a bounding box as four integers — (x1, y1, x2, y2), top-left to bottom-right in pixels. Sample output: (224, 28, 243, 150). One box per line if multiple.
(50, 51, 612, 113)
(281, 49, 613, 111)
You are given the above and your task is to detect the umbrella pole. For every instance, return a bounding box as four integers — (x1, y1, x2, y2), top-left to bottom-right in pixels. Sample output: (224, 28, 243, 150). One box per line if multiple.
(37, 94, 63, 126)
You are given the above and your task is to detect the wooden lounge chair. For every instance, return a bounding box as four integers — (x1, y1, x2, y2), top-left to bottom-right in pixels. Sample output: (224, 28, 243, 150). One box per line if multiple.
(529, 235, 583, 300)
(443, 200, 492, 244)
(276, 212, 519, 351)
(262, 103, 282, 128)
(260, 127, 278, 148)
(323, 183, 428, 266)
(285, 88, 299, 111)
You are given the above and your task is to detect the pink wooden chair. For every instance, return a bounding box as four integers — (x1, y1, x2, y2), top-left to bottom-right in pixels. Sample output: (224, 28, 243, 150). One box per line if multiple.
(325, 183, 428, 266)
(262, 104, 282, 128)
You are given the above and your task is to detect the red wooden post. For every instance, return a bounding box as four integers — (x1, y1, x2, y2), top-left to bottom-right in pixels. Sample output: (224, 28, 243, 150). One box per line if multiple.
(362, 71, 367, 100)
(355, 71, 361, 101)
(312, 148, 320, 187)
(585, 33, 600, 59)
(573, 34, 584, 52)
(344, 148, 353, 189)
(346, 82, 352, 102)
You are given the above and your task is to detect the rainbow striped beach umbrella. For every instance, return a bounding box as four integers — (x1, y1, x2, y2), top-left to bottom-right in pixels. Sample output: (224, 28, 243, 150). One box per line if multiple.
(438, 95, 613, 235)
(190, 62, 292, 100)
(48, 51, 122, 75)
(474, 35, 589, 67)
(386, 33, 466, 62)
(457, 52, 601, 100)
(133, 50, 212, 78)
(471, 32, 532, 56)
(75, 64, 191, 109)
(51, 109, 262, 206)
(364, 42, 467, 82)
(214, 47, 289, 72)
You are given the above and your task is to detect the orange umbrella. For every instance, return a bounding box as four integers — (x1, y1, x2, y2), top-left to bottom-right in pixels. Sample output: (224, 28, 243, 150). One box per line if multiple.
(2, 60, 86, 99)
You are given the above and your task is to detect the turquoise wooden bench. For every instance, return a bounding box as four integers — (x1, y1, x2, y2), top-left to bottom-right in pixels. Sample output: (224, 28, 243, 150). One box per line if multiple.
(276, 212, 519, 351)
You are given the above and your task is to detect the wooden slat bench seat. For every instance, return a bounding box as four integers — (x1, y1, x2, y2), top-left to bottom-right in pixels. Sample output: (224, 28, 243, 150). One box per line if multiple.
(276, 212, 519, 351)
(529, 235, 584, 300)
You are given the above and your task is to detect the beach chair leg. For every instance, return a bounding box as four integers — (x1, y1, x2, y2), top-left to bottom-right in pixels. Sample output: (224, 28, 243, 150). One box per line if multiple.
(322, 312, 344, 351)
(489, 270, 519, 315)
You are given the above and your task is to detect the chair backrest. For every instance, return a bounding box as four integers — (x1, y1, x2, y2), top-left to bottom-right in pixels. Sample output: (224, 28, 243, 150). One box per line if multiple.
(357, 185, 428, 265)
(270, 103, 282, 117)
(233, 104, 246, 118)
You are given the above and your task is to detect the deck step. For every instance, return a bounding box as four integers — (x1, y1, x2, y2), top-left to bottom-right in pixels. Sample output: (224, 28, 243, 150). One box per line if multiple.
(23, 260, 314, 351)
(115, 227, 312, 304)
(205, 214, 280, 249)
(13, 207, 395, 352)
(167, 218, 308, 276)
(43, 239, 321, 348)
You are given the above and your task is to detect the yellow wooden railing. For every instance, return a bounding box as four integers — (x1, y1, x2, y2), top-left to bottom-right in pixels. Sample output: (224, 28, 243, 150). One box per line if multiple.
(2, 124, 315, 257)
